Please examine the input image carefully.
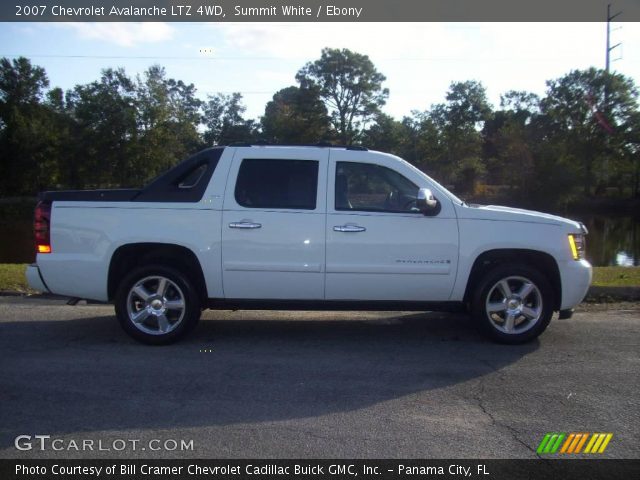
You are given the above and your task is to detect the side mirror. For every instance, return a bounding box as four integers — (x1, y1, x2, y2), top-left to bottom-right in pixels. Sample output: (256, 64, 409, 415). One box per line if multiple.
(416, 188, 439, 215)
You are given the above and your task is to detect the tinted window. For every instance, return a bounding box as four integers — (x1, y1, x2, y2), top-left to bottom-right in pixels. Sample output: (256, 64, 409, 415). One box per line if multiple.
(135, 147, 223, 202)
(235, 159, 318, 210)
(178, 163, 207, 189)
(336, 162, 419, 213)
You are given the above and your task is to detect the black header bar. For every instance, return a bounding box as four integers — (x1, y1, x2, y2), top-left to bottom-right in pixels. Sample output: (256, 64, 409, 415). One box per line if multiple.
(3, 0, 640, 22)
(2, 459, 640, 480)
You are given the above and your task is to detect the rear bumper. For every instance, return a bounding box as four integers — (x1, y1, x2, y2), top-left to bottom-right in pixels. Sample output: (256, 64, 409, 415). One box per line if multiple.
(559, 259, 592, 310)
(25, 264, 50, 293)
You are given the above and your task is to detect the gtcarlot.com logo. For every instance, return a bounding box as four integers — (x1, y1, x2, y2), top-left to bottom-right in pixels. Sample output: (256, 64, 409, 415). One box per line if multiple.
(537, 432, 613, 454)
(15, 435, 194, 452)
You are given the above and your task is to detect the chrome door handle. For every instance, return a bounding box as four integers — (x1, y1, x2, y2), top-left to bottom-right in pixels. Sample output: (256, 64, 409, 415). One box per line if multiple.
(229, 221, 262, 229)
(333, 225, 366, 233)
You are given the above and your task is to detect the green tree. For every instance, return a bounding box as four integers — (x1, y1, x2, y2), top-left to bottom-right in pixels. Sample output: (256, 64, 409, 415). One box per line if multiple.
(362, 113, 423, 167)
(261, 86, 330, 143)
(0, 57, 55, 195)
(540, 68, 639, 197)
(296, 48, 388, 144)
(414, 81, 491, 193)
(500, 90, 540, 114)
(135, 65, 203, 184)
(362, 113, 404, 153)
(482, 91, 540, 193)
(202, 93, 258, 145)
(66, 68, 138, 188)
(42, 87, 77, 189)
(444, 80, 491, 129)
(628, 110, 640, 197)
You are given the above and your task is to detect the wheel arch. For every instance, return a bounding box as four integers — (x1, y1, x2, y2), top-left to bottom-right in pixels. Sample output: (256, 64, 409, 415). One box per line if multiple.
(107, 243, 208, 304)
(463, 249, 562, 310)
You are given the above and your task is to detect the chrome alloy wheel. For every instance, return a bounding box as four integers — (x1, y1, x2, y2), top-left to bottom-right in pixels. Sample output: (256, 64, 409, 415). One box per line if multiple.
(485, 276, 543, 334)
(126, 276, 186, 335)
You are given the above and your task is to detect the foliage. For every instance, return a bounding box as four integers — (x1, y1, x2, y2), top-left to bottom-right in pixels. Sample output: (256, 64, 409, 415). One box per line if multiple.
(0, 58, 250, 194)
(202, 92, 259, 146)
(296, 48, 388, 144)
(0, 55, 639, 207)
(135, 65, 203, 185)
(65, 68, 138, 187)
(0, 57, 54, 195)
(540, 68, 639, 199)
(402, 81, 491, 191)
(261, 86, 331, 143)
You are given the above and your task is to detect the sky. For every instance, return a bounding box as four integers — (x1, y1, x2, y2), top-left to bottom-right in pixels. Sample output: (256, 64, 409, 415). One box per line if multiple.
(0, 22, 638, 120)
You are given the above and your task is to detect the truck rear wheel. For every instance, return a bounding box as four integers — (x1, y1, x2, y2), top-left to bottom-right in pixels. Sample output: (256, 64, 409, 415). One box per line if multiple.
(471, 264, 554, 344)
(114, 265, 201, 345)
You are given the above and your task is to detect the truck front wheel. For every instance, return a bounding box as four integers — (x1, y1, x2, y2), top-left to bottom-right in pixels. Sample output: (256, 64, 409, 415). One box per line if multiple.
(471, 264, 554, 344)
(114, 265, 201, 345)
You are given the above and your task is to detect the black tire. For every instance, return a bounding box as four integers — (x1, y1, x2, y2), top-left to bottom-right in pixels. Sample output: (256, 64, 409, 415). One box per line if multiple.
(114, 264, 201, 345)
(471, 264, 554, 344)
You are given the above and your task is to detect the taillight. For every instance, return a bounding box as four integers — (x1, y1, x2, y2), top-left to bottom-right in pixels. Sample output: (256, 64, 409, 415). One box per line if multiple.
(34, 201, 51, 254)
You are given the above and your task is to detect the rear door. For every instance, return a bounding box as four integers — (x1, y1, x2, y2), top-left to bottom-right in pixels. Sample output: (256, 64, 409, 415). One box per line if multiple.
(221, 147, 328, 300)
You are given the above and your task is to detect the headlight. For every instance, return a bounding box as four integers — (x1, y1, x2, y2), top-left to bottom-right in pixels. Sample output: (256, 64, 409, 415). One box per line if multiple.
(568, 234, 586, 260)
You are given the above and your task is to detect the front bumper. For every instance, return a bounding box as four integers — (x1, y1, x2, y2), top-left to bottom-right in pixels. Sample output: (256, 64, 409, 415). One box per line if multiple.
(559, 258, 592, 310)
(25, 264, 50, 293)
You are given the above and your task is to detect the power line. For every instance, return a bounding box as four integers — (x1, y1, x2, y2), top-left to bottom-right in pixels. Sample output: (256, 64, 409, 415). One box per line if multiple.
(202, 91, 273, 95)
(0, 53, 592, 63)
(0, 54, 286, 60)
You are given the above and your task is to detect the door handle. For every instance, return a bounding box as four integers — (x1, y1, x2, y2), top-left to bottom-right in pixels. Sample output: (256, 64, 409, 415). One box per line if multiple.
(229, 221, 262, 229)
(333, 225, 366, 233)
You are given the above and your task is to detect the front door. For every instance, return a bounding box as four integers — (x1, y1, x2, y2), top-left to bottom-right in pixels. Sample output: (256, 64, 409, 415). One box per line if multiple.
(325, 150, 459, 302)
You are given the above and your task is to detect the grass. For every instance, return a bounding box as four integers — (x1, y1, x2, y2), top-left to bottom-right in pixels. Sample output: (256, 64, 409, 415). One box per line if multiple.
(0, 263, 32, 293)
(592, 266, 640, 287)
(1, 264, 638, 294)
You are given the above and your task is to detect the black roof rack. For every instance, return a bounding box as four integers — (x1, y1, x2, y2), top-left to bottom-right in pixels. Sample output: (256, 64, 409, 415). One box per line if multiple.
(228, 141, 368, 151)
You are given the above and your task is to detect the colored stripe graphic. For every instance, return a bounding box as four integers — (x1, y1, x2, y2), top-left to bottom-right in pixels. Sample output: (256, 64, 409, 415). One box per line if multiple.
(584, 433, 598, 453)
(560, 433, 575, 453)
(550, 433, 565, 453)
(544, 434, 559, 453)
(567, 433, 583, 453)
(538, 433, 613, 454)
(537, 433, 565, 454)
(536, 434, 552, 454)
(574, 433, 589, 453)
(585, 433, 614, 454)
(598, 434, 613, 453)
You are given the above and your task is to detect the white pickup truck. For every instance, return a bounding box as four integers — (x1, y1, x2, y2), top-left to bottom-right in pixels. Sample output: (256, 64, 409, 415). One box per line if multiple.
(27, 144, 592, 345)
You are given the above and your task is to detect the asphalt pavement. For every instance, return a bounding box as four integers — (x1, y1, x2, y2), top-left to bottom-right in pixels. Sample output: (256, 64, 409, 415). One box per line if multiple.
(0, 297, 638, 459)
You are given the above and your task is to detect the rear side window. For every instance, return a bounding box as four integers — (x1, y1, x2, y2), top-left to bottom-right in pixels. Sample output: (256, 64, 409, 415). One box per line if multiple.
(178, 164, 207, 189)
(135, 147, 223, 202)
(235, 159, 318, 210)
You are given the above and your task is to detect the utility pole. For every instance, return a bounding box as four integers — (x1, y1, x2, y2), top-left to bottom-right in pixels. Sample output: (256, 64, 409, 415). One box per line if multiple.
(606, 3, 622, 74)
(602, 4, 623, 194)
(605, 3, 622, 118)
